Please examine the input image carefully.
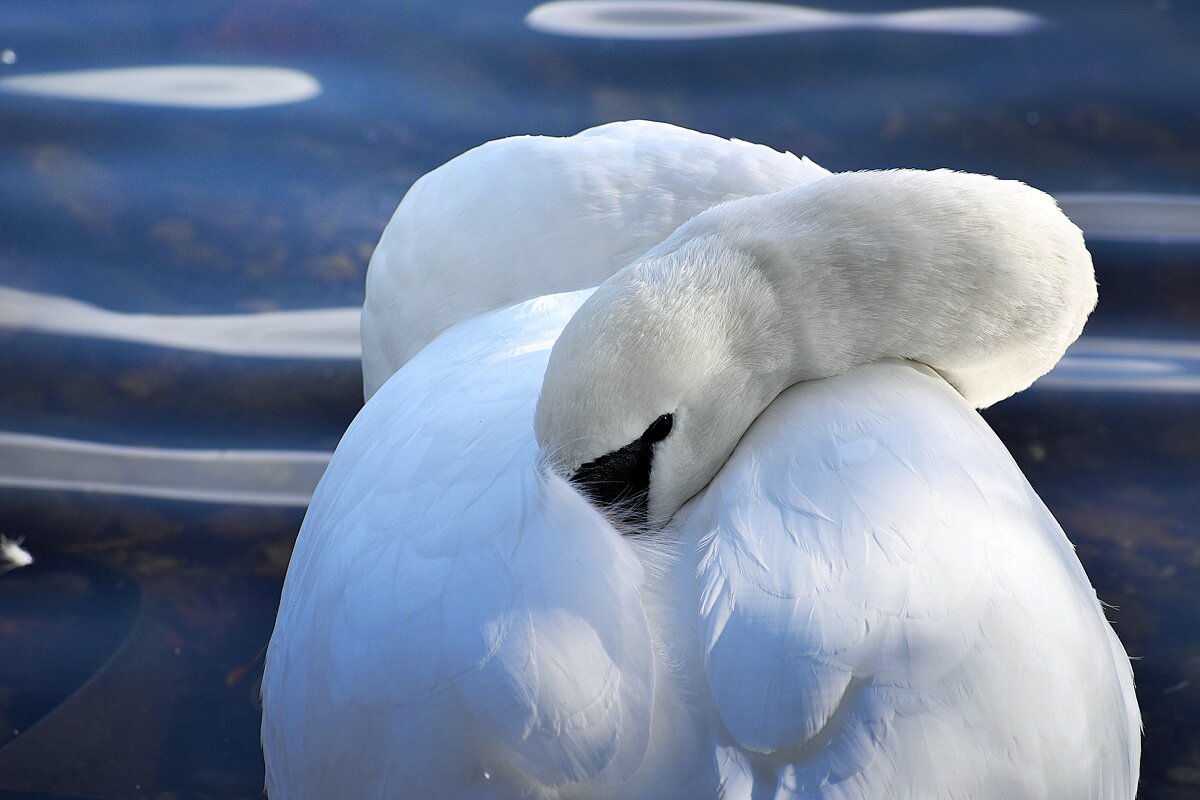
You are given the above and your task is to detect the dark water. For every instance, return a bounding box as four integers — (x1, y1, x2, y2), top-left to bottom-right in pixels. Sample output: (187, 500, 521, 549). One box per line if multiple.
(0, 1, 1198, 797)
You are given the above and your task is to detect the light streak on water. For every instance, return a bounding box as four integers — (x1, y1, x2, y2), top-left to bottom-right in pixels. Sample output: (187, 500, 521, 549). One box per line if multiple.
(0, 339, 1194, 506)
(0, 65, 321, 109)
(526, 1, 1046, 40)
(1039, 337, 1200, 394)
(3, 284, 1198, 392)
(1056, 193, 1200, 244)
(0, 432, 330, 507)
(0, 286, 361, 360)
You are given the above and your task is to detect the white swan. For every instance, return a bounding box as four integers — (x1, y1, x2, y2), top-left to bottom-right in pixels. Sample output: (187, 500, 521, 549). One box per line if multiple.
(262, 122, 1140, 799)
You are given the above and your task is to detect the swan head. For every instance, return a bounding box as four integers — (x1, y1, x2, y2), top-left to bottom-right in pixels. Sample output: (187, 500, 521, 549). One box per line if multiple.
(535, 240, 790, 531)
(535, 167, 1098, 530)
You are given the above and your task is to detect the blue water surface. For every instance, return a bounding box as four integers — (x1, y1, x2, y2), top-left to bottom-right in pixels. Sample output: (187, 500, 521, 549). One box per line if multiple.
(0, 1, 1197, 797)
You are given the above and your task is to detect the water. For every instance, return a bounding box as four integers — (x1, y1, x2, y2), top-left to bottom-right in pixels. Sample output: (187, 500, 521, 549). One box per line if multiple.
(0, 1, 1197, 797)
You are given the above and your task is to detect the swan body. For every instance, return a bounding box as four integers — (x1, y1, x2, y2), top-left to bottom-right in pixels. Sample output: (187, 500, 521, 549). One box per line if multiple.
(361, 120, 828, 398)
(262, 122, 1140, 798)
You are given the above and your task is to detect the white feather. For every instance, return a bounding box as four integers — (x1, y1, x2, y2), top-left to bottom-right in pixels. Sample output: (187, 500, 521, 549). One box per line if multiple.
(0, 535, 33, 573)
(679, 360, 1139, 799)
(262, 121, 1140, 799)
(361, 120, 828, 398)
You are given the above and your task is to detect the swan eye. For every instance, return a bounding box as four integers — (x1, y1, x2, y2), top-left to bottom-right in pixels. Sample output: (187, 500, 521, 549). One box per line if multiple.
(643, 413, 673, 444)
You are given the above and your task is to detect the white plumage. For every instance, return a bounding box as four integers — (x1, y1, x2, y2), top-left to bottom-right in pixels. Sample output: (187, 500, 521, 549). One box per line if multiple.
(262, 121, 1140, 799)
(360, 120, 829, 398)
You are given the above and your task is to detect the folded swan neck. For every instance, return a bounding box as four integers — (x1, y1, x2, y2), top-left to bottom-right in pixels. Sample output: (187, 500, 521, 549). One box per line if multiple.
(665, 168, 1096, 408)
(536, 168, 1095, 523)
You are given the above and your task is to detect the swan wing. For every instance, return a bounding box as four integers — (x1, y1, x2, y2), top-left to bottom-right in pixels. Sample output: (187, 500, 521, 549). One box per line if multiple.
(683, 360, 1139, 799)
(263, 290, 657, 798)
(362, 120, 830, 397)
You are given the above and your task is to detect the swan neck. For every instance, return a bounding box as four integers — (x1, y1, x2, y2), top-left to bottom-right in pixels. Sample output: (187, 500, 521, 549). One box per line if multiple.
(654, 169, 1095, 409)
(536, 169, 1094, 524)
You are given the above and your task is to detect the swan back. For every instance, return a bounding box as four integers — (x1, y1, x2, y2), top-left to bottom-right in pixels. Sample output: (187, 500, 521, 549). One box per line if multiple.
(361, 120, 828, 397)
(675, 360, 1140, 798)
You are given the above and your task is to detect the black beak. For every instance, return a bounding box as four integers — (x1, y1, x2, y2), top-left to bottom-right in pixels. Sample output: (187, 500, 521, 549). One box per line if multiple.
(571, 438, 653, 529)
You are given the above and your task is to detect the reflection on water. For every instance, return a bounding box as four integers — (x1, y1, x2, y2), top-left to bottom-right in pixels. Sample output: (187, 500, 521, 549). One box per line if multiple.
(0, 431, 328, 507)
(6, 278, 1199, 396)
(1057, 194, 1200, 244)
(1043, 337, 1200, 393)
(0, 491, 291, 798)
(0, 553, 140, 750)
(0, 65, 321, 109)
(527, 1, 1046, 40)
(0, 286, 360, 360)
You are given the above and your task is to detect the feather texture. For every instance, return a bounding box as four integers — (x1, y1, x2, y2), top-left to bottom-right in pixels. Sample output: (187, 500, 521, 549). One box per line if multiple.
(361, 120, 829, 398)
(265, 291, 660, 798)
(263, 121, 1140, 799)
(677, 360, 1139, 799)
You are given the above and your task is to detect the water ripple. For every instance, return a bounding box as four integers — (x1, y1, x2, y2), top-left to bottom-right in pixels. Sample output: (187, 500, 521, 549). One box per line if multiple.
(526, 1, 1046, 40)
(0, 65, 321, 109)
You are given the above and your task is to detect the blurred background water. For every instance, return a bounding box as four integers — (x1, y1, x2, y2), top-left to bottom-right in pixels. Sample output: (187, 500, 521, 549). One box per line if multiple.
(0, 1, 1197, 797)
